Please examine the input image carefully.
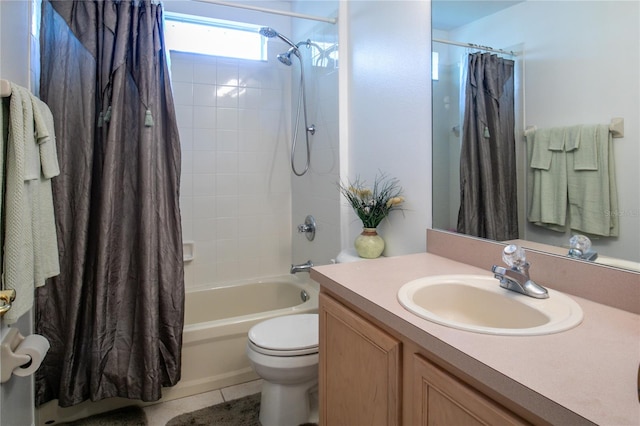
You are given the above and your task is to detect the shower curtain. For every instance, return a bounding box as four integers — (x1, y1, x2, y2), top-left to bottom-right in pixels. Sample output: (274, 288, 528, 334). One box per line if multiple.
(35, 0, 184, 407)
(457, 52, 518, 241)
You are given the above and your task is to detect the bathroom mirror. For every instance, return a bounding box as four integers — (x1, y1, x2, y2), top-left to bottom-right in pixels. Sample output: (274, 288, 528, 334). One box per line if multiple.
(431, 0, 640, 271)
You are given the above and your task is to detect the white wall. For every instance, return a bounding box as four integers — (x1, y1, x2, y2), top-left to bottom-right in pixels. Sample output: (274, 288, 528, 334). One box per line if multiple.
(343, 0, 431, 256)
(0, 0, 40, 424)
(449, 1, 640, 262)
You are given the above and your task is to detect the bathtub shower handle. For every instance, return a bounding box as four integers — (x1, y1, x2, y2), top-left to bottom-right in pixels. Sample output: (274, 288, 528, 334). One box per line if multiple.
(297, 215, 316, 241)
(300, 290, 309, 303)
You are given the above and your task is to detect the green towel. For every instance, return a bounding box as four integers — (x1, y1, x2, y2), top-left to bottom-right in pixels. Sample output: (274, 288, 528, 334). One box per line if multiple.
(567, 124, 618, 236)
(526, 131, 568, 231)
(569, 125, 599, 171)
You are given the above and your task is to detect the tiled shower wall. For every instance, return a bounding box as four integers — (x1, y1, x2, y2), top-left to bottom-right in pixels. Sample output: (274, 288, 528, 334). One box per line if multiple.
(291, 15, 341, 267)
(170, 52, 293, 289)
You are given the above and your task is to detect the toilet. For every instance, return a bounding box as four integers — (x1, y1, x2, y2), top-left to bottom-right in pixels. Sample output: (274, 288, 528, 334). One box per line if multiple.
(246, 313, 319, 426)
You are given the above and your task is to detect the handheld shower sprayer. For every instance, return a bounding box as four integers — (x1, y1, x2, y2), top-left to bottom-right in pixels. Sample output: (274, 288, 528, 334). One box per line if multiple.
(259, 27, 298, 50)
(259, 27, 316, 176)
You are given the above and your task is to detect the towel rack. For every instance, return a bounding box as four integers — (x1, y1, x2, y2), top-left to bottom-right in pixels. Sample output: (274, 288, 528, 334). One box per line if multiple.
(609, 117, 624, 138)
(524, 117, 624, 139)
(0, 79, 11, 98)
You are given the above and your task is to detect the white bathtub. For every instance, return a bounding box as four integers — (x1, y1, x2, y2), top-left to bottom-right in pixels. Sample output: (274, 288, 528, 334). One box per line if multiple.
(37, 274, 318, 425)
(164, 274, 319, 400)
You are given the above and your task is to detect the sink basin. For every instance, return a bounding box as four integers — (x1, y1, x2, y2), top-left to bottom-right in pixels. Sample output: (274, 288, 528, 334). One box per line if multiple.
(397, 275, 583, 336)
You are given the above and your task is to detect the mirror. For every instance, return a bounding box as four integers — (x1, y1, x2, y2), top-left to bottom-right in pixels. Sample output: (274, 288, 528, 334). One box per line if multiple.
(431, 0, 640, 271)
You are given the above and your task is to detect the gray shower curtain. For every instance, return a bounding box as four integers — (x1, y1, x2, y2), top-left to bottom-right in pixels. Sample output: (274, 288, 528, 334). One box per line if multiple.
(457, 52, 518, 241)
(35, 0, 184, 407)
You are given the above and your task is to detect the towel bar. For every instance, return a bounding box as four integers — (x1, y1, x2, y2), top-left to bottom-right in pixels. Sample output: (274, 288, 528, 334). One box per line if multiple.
(524, 117, 624, 139)
(0, 79, 11, 98)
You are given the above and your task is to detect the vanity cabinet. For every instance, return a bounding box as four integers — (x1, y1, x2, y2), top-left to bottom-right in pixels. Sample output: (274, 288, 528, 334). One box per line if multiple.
(319, 291, 528, 426)
(412, 354, 528, 425)
(319, 292, 401, 426)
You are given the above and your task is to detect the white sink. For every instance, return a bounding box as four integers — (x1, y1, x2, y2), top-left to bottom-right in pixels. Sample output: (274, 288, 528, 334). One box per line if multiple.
(397, 275, 583, 336)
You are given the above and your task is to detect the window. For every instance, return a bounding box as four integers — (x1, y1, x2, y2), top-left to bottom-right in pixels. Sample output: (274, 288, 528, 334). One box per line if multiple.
(164, 12, 267, 61)
(310, 41, 339, 69)
(432, 51, 439, 80)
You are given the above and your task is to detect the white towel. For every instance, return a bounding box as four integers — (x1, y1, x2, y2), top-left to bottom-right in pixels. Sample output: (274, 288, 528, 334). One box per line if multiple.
(3, 83, 35, 324)
(2, 84, 60, 324)
(30, 94, 60, 178)
(29, 93, 61, 284)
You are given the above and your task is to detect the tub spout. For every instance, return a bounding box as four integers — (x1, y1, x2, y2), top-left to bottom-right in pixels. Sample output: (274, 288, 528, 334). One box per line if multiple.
(290, 260, 313, 274)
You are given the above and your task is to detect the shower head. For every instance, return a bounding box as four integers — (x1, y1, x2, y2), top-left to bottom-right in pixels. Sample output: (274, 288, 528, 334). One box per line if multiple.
(277, 47, 301, 66)
(258, 27, 278, 38)
(259, 26, 298, 49)
(277, 51, 293, 66)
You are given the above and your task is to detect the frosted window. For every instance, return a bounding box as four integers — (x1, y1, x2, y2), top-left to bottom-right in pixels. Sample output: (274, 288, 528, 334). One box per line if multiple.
(164, 12, 267, 61)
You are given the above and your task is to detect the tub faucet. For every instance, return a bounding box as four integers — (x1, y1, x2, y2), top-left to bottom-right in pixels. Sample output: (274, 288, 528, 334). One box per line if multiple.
(290, 260, 313, 274)
(491, 245, 549, 299)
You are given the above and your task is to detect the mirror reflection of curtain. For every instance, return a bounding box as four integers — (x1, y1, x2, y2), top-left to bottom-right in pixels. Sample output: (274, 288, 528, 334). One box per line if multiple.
(35, 0, 184, 407)
(457, 52, 518, 240)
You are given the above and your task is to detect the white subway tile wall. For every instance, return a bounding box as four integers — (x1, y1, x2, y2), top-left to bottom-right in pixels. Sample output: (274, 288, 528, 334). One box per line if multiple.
(290, 21, 341, 268)
(171, 52, 293, 288)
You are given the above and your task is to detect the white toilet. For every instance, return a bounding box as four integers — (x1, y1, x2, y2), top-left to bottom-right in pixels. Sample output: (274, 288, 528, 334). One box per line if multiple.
(246, 313, 319, 426)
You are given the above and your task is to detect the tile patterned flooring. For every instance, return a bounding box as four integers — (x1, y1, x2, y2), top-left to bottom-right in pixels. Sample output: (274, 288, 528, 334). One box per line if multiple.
(142, 379, 263, 425)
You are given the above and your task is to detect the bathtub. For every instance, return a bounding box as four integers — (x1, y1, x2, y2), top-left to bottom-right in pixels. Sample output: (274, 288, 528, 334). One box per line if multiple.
(162, 274, 319, 401)
(37, 274, 318, 425)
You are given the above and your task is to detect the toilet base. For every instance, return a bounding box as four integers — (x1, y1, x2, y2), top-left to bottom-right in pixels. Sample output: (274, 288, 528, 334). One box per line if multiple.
(259, 379, 318, 426)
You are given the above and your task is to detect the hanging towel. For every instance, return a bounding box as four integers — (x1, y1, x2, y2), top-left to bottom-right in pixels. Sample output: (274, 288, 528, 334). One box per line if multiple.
(30, 93, 60, 178)
(29, 93, 61, 283)
(1, 83, 60, 324)
(567, 125, 599, 171)
(566, 124, 618, 236)
(526, 129, 568, 231)
(3, 83, 35, 324)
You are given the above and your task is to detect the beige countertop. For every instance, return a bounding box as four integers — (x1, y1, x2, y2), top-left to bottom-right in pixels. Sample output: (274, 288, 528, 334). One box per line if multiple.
(311, 253, 640, 425)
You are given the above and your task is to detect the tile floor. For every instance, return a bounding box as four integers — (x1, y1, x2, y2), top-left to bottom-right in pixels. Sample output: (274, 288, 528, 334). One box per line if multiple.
(142, 379, 263, 425)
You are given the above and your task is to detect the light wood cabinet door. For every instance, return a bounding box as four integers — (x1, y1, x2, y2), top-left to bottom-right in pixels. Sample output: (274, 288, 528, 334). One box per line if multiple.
(319, 293, 401, 426)
(412, 354, 528, 426)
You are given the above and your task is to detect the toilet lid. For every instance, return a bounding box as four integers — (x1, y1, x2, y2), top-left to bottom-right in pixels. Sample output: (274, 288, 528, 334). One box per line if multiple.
(248, 314, 318, 353)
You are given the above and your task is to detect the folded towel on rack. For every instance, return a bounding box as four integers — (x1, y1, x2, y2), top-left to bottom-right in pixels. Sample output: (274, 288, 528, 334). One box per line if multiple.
(526, 131, 568, 231)
(567, 124, 618, 236)
(529, 127, 565, 170)
(567, 125, 599, 171)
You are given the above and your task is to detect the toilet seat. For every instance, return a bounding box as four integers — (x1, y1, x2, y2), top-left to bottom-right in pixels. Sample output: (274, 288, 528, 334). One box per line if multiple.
(248, 314, 318, 357)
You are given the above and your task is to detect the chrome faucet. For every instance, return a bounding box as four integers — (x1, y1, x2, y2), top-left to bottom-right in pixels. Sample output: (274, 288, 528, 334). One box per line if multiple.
(290, 260, 313, 274)
(491, 245, 549, 299)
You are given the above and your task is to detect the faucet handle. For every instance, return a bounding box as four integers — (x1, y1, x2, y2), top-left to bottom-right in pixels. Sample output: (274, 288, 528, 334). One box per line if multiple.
(568, 234, 591, 257)
(502, 244, 527, 269)
(568, 234, 598, 261)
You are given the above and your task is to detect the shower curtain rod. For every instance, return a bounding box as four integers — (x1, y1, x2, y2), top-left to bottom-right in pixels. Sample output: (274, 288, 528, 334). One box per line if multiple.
(433, 38, 518, 56)
(190, 0, 337, 24)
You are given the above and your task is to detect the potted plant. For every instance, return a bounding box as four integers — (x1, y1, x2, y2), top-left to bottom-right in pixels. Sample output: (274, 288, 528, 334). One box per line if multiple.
(339, 173, 405, 258)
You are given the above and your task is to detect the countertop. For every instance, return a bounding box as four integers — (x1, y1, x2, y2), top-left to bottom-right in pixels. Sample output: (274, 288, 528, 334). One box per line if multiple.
(311, 253, 640, 425)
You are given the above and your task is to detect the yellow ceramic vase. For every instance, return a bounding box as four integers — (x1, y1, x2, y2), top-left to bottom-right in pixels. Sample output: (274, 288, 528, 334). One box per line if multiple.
(354, 228, 385, 259)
